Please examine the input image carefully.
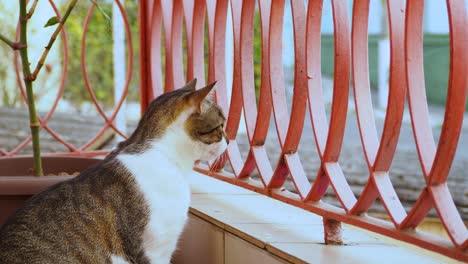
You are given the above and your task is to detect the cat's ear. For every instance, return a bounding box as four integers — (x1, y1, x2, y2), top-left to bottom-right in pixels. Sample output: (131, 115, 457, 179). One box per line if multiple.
(184, 78, 197, 91)
(189, 81, 216, 112)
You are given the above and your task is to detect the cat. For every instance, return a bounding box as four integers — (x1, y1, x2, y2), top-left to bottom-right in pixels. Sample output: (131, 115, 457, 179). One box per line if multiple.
(0, 79, 228, 264)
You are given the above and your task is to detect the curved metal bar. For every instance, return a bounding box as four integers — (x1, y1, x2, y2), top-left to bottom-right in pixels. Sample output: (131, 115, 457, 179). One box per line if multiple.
(319, 0, 355, 211)
(304, 0, 330, 202)
(267, 0, 288, 149)
(252, 0, 273, 147)
(162, 0, 185, 91)
(350, 0, 407, 224)
(399, 188, 433, 229)
(225, 0, 276, 183)
(80, 3, 126, 139)
(397, 0, 436, 232)
(248, 0, 275, 185)
(139, 0, 153, 110)
(322, 0, 351, 161)
(350, 0, 379, 167)
(183, 0, 206, 84)
(205, 0, 229, 114)
(209, 0, 257, 177)
(80, 0, 133, 150)
(428, 0, 467, 185)
(372, 171, 406, 225)
(305, 0, 355, 206)
(428, 0, 468, 247)
(305, 0, 327, 157)
(367, 0, 407, 225)
(278, 0, 311, 199)
(149, 0, 164, 100)
(405, 0, 436, 177)
(205, 0, 230, 172)
(235, 0, 256, 140)
(223, 0, 244, 144)
(429, 183, 468, 247)
(268, 0, 303, 190)
(373, 0, 406, 171)
(406, 0, 467, 248)
(207, 0, 277, 184)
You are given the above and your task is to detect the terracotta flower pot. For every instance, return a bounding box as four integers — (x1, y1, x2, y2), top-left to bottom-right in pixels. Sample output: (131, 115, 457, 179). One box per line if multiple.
(0, 156, 101, 226)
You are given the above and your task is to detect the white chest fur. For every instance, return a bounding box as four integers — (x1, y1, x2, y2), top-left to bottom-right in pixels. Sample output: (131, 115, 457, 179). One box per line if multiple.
(118, 146, 191, 264)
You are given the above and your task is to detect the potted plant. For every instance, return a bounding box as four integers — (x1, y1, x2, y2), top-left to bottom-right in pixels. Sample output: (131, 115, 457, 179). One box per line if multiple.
(0, 0, 101, 225)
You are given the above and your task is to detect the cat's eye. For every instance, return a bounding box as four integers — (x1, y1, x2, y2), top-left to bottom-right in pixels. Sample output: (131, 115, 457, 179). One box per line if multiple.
(200, 125, 222, 135)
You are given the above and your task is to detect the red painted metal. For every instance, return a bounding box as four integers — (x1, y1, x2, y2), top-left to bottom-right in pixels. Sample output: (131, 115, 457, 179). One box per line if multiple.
(351, 0, 407, 224)
(138, 0, 151, 112)
(192, 0, 467, 261)
(405, 0, 468, 252)
(80, 0, 133, 151)
(183, 0, 206, 84)
(162, 0, 185, 91)
(1, 0, 466, 261)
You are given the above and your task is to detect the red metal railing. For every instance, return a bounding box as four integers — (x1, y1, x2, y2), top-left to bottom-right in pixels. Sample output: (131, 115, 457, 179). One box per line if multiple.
(1, 0, 466, 261)
(139, 0, 467, 261)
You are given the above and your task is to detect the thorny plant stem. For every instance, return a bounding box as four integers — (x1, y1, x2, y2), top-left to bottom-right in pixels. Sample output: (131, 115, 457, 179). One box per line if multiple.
(2, 0, 78, 175)
(18, 0, 43, 176)
(27, 0, 39, 18)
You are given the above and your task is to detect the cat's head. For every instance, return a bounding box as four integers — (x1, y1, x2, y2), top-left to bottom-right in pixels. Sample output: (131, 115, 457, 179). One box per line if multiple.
(121, 79, 228, 163)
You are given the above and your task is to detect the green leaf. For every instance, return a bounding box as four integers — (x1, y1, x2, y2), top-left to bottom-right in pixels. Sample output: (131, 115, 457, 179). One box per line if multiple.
(44, 16, 60, 27)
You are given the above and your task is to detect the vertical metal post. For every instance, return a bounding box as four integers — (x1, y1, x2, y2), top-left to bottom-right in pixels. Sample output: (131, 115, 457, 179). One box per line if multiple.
(323, 218, 343, 245)
(138, 0, 150, 112)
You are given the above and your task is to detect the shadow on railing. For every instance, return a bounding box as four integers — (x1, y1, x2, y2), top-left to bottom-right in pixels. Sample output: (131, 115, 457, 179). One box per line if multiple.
(139, 0, 467, 261)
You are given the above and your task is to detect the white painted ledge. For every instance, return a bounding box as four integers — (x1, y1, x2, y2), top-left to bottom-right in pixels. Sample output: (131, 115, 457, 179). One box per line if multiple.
(172, 172, 457, 264)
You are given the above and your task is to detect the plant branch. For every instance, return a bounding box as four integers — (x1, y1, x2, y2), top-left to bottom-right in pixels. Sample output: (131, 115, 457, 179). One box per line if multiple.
(27, 0, 39, 18)
(88, 0, 111, 21)
(0, 33, 15, 49)
(31, 0, 78, 79)
(19, 0, 43, 176)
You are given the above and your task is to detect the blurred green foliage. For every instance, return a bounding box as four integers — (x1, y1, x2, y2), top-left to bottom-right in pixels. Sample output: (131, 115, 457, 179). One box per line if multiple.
(63, 0, 140, 108)
(62, 2, 263, 106)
